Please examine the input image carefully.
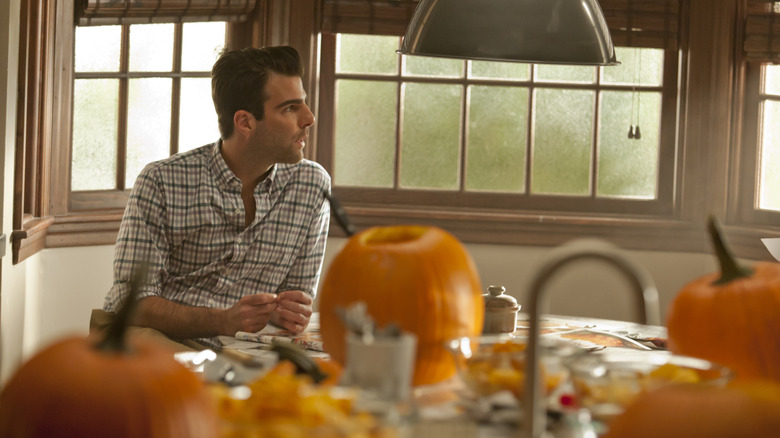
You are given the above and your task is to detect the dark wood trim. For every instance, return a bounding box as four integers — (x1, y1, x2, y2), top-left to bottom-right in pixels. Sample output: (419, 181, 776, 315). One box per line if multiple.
(13, 0, 780, 266)
(12, 216, 54, 264)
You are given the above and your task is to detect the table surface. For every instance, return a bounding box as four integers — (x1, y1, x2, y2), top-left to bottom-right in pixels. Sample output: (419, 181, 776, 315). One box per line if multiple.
(184, 312, 671, 437)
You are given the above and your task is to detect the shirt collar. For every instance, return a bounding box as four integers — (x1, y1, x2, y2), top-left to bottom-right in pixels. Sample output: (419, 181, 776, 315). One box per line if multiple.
(209, 140, 238, 191)
(210, 140, 279, 193)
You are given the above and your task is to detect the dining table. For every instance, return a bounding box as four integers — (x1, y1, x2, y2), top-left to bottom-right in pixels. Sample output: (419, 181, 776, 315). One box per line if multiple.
(162, 310, 671, 438)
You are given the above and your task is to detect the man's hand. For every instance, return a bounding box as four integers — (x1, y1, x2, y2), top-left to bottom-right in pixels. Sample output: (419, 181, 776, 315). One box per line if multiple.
(271, 290, 313, 334)
(223, 293, 279, 335)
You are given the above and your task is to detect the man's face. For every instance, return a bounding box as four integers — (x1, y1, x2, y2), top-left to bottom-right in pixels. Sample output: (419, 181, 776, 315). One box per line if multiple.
(250, 72, 315, 165)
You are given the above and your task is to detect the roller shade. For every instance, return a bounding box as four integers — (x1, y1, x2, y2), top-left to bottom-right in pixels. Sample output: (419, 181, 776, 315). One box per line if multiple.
(745, 0, 780, 62)
(321, 0, 419, 36)
(75, 0, 257, 26)
(599, 0, 679, 49)
(322, 0, 679, 51)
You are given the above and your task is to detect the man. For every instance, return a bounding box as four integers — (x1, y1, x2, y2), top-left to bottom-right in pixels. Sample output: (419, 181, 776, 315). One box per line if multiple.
(102, 46, 330, 347)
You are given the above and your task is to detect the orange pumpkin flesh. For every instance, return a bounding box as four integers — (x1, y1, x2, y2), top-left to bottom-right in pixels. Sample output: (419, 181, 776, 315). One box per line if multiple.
(666, 218, 780, 382)
(319, 225, 484, 386)
(0, 264, 217, 438)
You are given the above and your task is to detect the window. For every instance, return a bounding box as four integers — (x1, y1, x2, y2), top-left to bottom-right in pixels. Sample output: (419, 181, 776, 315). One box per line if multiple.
(15, 0, 780, 262)
(71, 22, 225, 199)
(11, 0, 263, 264)
(316, 0, 686, 250)
(735, 1, 780, 232)
(323, 35, 672, 217)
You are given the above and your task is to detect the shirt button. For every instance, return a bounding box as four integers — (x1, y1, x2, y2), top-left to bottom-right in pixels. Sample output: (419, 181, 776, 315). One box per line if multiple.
(236, 236, 243, 243)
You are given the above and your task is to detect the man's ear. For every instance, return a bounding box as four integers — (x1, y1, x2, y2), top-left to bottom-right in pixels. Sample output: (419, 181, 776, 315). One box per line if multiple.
(233, 110, 256, 137)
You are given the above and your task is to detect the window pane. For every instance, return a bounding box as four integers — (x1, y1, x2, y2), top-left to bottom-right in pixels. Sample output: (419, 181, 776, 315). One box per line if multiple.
(337, 34, 399, 74)
(72, 79, 119, 190)
(470, 60, 529, 80)
(129, 23, 174, 72)
(126, 78, 172, 188)
(74, 26, 121, 72)
(531, 88, 593, 195)
(400, 83, 462, 189)
(535, 64, 595, 83)
(403, 56, 463, 78)
(766, 65, 780, 96)
(759, 99, 780, 211)
(334, 80, 397, 187)
(179, 78, 220, 152)
(466, 86, 528, 192)
(597, 91, 660, 199)
(602, 47, 664, 86)
(182, 22, 226, 71)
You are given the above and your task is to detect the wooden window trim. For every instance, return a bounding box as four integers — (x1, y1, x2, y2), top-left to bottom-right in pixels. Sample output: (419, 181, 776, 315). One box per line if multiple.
(11, 0, 297, 263)
(13, 0, 780, 265)
(315, 0, 780, 261)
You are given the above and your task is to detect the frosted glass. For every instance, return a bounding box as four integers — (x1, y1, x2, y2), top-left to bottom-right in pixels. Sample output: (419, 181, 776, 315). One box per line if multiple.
(129, 23, 174, 72)
(403, 55, 463, 78)
(760, 100, 780, 210)
(531, 88, 594, 195)
(470, 60, 529, 80)
(535, 64, 595, 83)
(766, 65, 780, 96)
(74, 26, 121, 72)
(466, 86, 528, 192)
(179, 78, 220, 152)
(126, 78, 172, 188)
(597, 91, 660, 199)
(400, 83, 462, 189)
(182, 22, 226, 71)
(334, 80, 397, 187)
(602, 47, 664, 86)
(337, 34, 399, 74)
(72, 79, 119, 190)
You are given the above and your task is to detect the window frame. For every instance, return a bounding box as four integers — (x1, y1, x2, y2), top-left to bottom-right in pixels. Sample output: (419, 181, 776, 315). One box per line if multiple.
(13, 0, 780, 264)
(12, 0, 314, 264)
(318, 33, 680, 216)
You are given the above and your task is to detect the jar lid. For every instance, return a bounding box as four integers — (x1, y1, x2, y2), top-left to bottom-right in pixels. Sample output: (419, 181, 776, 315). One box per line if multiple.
(483, 285, 519, 309)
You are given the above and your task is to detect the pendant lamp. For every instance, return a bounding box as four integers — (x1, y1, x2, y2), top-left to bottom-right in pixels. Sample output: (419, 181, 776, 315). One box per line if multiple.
(398, 0, 618, 65)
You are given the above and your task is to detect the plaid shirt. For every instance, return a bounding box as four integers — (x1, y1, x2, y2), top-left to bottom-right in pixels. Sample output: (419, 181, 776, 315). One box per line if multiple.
(104, 141, 331, 330)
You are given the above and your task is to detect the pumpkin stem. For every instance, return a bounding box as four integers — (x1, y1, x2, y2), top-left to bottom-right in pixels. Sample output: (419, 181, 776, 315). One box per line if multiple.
(708, 216, 753, 285)
(95, 262, 149, 353)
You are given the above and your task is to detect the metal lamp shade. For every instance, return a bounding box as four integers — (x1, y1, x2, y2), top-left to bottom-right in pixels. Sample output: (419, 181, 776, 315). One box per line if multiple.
(398, 0, 618, 65)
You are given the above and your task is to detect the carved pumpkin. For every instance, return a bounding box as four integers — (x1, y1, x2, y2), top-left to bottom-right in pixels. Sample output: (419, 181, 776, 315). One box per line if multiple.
(604, 380, 780, 438)
(0, 267, 217, 438)
(319, 225, 484, 386)
(666, 218, 780, 382)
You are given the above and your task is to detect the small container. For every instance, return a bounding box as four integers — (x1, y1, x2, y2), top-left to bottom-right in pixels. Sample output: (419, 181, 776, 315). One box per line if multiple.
(482, 285, 520, 334)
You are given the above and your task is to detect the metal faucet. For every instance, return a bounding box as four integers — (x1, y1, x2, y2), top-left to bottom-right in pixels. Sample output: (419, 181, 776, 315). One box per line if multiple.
(521, 239, 661, 438)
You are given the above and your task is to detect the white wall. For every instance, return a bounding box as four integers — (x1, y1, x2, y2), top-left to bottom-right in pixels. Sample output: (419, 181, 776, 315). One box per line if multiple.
(7, 237, 718, 380)
(318, 237, 718, 323)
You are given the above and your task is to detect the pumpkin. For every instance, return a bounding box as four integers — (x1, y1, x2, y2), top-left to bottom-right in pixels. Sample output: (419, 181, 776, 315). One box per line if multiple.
(603, 380, 780, 438)
(318, 225, 484, 386)
(0, 266, 217, 438)
(666, 217, 780, 382)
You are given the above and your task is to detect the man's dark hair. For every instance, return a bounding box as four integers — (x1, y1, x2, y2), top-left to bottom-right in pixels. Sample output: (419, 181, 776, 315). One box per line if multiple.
(211, 46, 304, 139)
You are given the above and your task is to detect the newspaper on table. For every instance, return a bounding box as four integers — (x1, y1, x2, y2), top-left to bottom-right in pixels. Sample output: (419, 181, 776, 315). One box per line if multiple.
(234, 313, 324, 352)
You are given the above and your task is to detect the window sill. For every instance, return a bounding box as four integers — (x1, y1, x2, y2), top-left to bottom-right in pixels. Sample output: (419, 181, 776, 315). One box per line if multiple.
(12, 206, 777, 264)
(332, 204, 779, 262)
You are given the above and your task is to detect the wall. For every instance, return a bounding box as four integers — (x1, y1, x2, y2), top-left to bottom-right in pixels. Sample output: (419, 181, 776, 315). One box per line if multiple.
(16, 238, 718, 368)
